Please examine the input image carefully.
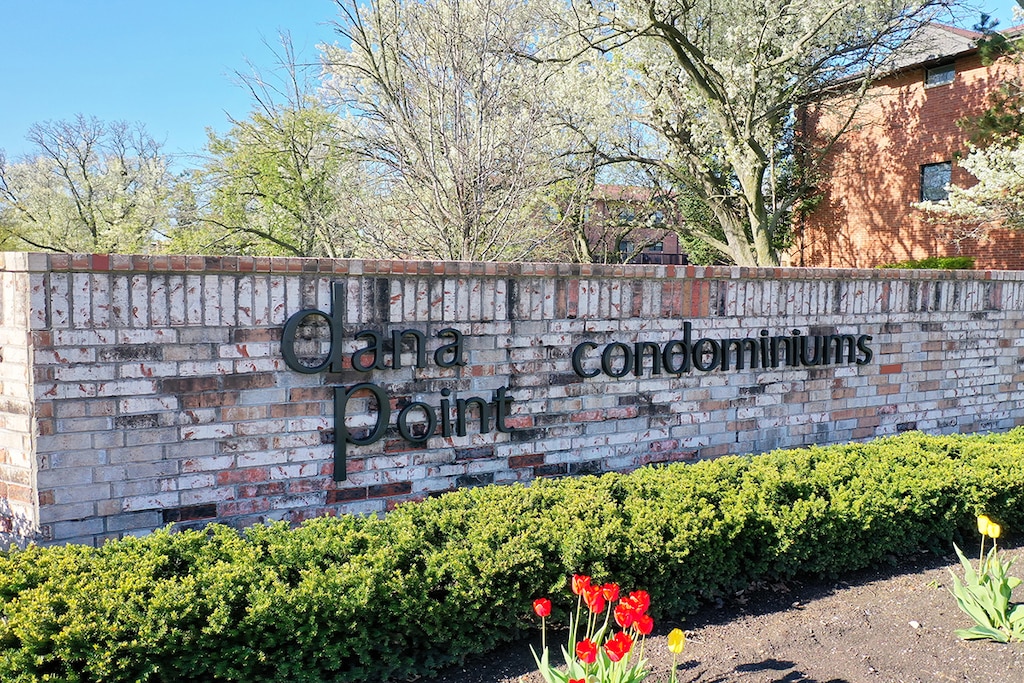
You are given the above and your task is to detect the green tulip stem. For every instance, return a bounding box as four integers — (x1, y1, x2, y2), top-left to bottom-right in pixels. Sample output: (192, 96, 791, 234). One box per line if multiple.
(570, 595, 582, 663)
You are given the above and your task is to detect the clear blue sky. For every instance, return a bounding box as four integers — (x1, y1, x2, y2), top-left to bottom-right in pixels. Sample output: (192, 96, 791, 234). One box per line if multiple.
(0, 1, 341, 166)
(0, 0, 1019, 167)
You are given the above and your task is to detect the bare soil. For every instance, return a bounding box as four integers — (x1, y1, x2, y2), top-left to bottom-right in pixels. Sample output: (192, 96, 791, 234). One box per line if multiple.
(425, 542, 1024, 683)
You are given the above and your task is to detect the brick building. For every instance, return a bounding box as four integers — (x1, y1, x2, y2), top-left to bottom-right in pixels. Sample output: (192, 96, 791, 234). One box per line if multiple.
(791, 23, 1024, 270)
(585, 184, 686, 265)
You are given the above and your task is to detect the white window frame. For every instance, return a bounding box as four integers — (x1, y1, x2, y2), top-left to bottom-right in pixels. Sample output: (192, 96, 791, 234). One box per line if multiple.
(925, 64, 955, 87)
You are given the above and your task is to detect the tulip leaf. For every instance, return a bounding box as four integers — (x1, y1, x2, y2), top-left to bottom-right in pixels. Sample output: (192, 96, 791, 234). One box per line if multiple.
(955, 625, 1009, 643)
(953, 545, 978, 585)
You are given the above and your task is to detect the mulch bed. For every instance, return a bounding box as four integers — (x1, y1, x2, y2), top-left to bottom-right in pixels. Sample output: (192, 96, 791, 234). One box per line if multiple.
(426, 541, 1024, 683)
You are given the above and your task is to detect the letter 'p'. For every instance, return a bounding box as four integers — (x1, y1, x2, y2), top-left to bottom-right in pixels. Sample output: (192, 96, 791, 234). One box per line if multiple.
(333, 383, 390, 481)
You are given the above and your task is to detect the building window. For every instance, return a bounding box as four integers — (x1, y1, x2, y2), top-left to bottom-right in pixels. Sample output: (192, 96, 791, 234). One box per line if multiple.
(920, 162, 952, 201)
(647, 241, 664, 252)
(925, 64, 955, 86)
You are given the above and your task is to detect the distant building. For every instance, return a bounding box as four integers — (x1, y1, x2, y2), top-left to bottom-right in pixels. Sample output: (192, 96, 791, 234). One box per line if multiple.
(792, 23, 1024, 269)
(585, 184, 687, 265)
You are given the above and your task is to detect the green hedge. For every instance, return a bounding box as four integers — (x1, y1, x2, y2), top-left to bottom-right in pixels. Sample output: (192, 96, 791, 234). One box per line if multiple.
(877, 255, 975, 270)
(3, 430, 1024, 682)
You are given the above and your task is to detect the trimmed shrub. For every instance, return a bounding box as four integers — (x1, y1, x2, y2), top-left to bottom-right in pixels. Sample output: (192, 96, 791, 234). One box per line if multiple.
(2, 430, 1024, 682)
(877, 256, 975, 269)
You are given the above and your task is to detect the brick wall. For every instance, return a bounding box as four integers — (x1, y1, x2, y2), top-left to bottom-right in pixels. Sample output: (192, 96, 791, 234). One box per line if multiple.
(796, 51, 1024, 269)
(2, 252, 1024, 546)
(0, 257, 39, 540)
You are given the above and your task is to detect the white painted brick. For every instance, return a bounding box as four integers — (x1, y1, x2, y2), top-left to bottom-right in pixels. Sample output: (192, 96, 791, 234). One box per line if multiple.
(168, 276, 186, 326)
(181, 424, 234, 441)
(253, 277, 271, 326)
(186, 275, 203, 325)
(122, 492, 180, 512)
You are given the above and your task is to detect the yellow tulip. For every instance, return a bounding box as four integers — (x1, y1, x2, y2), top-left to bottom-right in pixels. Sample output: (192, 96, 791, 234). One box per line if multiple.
(667, 628, 686, 654)
(988, 522, 1001, 539)
(978, 515, 992, 536)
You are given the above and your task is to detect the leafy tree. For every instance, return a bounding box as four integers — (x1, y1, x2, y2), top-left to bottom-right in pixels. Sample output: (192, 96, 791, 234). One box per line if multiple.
(167, 38, 365, 257)
(569, 0, 952, 266)
(321, 0, 612, 262)
(0, 115, 171, 253)
(964, 3, 1024, 145)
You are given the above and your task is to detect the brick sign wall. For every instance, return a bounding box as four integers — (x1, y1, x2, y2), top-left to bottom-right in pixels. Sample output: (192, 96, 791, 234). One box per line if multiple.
(1, 252, 1023, 546)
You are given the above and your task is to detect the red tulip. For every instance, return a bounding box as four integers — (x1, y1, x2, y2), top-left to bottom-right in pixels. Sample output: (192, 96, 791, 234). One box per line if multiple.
(583, 585, 606, 614)
(533, 597, 551, 618)
(572, 574, 592, 596)
(576, 638, 598, 664)
(604, 631, 633, 662)
(635, 614, 654, 635)
(601, 582, 620, 602)
(627, 590, 650, 614)
(569, 679, 586, 683)
(614, 601, 636, 629)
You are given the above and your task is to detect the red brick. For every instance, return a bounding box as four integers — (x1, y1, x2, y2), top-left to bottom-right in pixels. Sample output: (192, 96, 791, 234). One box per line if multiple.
(238, 482, 287, 498)
(509, 453, 544, 468)
(269, 403, 321, 418)
(216, 468, 271, 486)
(367, 482, 413, 498)
(163, 377, 219, 393)
(222, 373, 276, 391)
(289, 387, 333, 402)
(218, 499, 271, 517)
(327, 487, 368, 503)
(181, 392, 238, 409)
(799, 49, 1024, 270)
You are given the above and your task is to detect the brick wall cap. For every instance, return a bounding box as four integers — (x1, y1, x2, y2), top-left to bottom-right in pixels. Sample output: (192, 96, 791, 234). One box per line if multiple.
(4, 252, 1024, 283)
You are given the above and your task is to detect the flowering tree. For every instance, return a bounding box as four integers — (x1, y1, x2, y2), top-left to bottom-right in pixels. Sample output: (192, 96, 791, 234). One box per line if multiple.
(569, 0, 953, 266)
(0, 115, 171, 253)
(917, 138, 1024, 244)
(321, 0, 622, 262)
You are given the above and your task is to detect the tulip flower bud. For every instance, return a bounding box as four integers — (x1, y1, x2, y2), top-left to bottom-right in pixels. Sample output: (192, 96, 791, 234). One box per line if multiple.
(988, 522, 1001, 539)
(977, 515, 992, 536)
(667, 628, 686, 654)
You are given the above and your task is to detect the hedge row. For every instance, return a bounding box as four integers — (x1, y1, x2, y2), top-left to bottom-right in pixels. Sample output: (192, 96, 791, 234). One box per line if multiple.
(3, 430, 1024, 682)
(877, 255, 975, 269)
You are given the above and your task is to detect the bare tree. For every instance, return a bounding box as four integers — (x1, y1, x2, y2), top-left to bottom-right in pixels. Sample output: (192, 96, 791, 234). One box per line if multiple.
(321, 0, 610, 261)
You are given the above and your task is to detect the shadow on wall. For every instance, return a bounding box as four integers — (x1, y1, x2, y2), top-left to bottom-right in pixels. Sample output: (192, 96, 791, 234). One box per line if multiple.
(0, 498, 40, 549)
(799, 63, 1024, 269)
